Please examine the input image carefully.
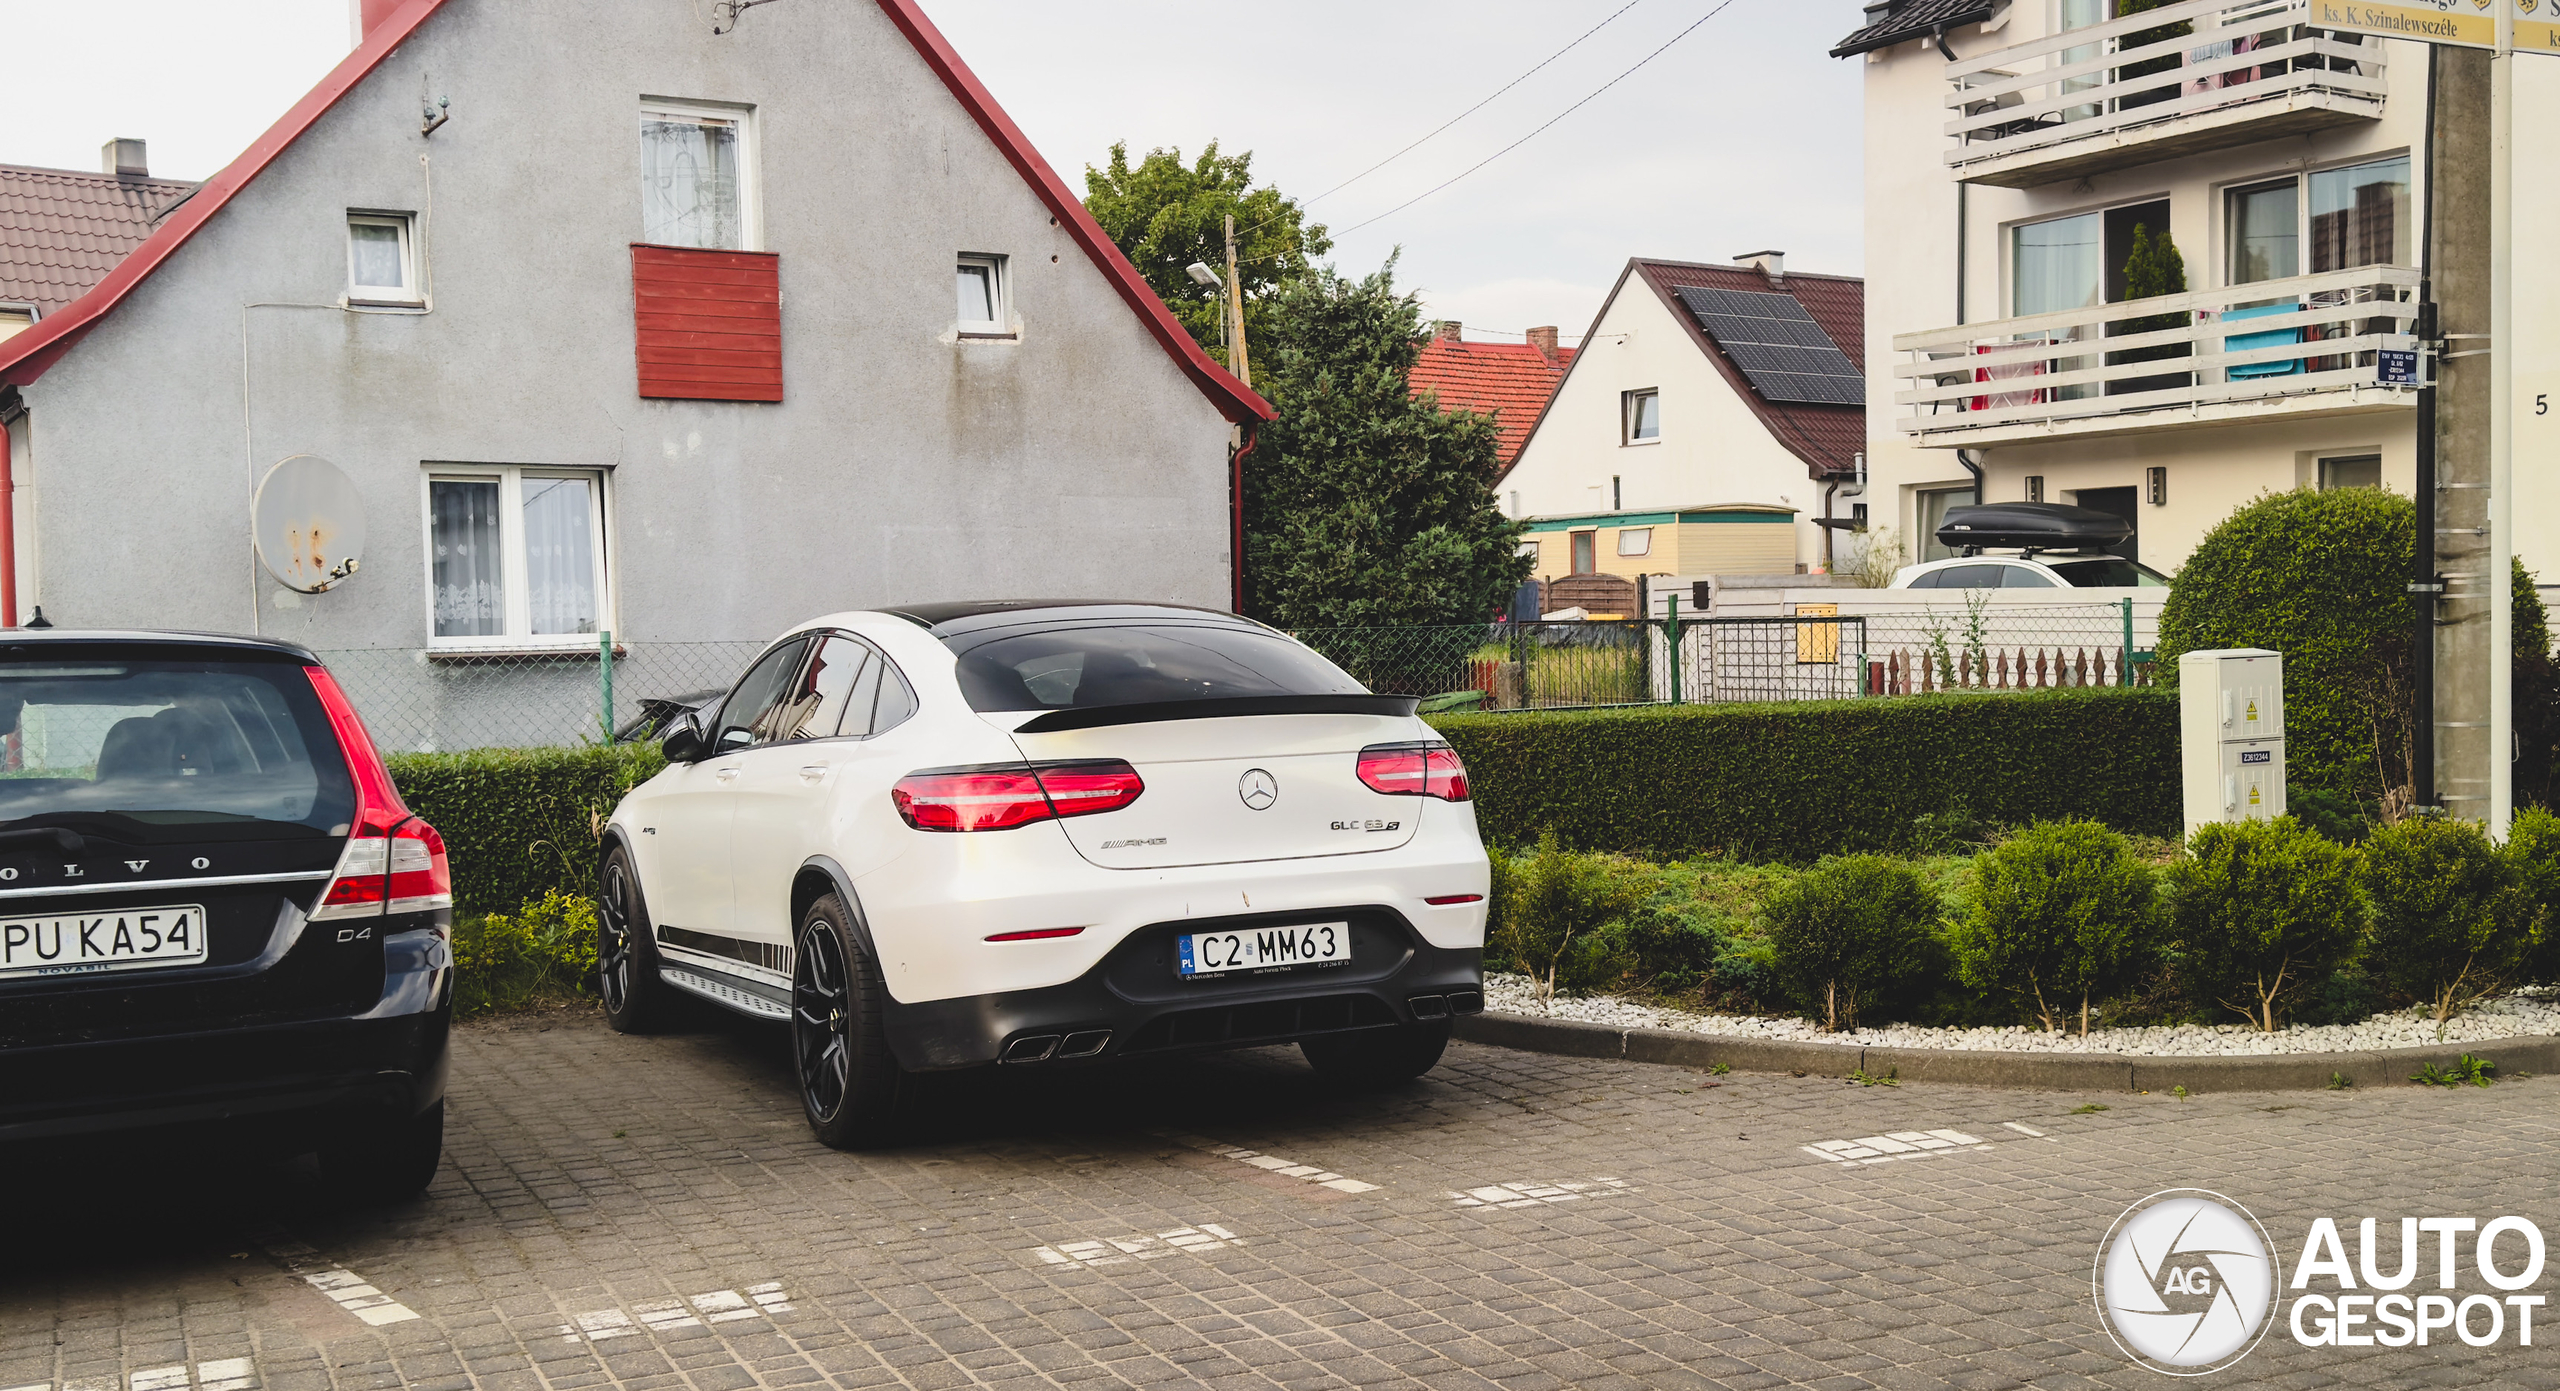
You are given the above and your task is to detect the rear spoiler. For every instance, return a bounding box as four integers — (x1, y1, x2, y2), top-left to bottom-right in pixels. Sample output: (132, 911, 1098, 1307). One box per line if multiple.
(1013, 693, 1421, 734)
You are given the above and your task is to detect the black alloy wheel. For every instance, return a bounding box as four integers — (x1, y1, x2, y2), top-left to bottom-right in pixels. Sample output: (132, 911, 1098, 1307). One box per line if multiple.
(790, 892, 913, 1149)
(599, 847, 679, 1033)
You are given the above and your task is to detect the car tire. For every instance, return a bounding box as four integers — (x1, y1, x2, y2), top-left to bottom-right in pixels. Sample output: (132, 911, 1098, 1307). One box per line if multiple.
(598, 846, 682, 1034)
(791, 893, 914, 1150)
(1300, 1020, 1451, 1086)
(318, 1099, 443, 1204)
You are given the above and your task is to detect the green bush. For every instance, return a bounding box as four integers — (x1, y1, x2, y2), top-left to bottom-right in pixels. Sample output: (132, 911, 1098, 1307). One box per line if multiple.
(390, 744, 664, 913)
(1429, 687, 2176, 862)
(2157, 488, 2411, 800)
(2163, 817, 2365, 1031)
(1758, 854, 1943, 1032)
(451, 889, 601, 1017)
(2504, 807, 2560, 983)
(1948, 821, 2157, 1035)
(2361, 816, 2535, 1028)
(1487, 833, 1647, 1000)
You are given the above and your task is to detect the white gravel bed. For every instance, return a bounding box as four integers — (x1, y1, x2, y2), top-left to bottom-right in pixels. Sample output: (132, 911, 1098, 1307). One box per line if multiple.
(1481, 973, 2560, 1057)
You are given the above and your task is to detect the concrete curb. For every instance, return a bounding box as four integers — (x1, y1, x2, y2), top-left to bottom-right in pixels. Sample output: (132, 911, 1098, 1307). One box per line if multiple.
(1454, 1011, 2560, 1093)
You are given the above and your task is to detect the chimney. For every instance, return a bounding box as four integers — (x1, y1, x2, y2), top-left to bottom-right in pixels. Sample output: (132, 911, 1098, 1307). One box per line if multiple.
(350, 0, 403, 46)
(1434, 320, 1463, 344)
(1525, 326, 1560, 360)
(100, 138, 147, 178)
(1734, 249, 1786, 285)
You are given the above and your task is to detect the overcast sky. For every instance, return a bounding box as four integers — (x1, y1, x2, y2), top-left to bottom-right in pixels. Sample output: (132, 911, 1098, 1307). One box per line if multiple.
(0, 0, 1864, 345)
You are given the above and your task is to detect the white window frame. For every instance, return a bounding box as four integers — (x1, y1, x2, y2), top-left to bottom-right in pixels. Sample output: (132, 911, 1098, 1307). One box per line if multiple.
(1616, 528, 1653, 558)
(421, 464, 616, 652)
(1623, 389, 1661, 445)
(957, 253, 1011, 337)
(638, 97, 762, 252)
(346, 212, 419, 305)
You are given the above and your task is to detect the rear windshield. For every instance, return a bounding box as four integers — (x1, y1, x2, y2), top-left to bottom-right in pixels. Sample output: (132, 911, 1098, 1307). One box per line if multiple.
(2053, 558, 2171, 588)
(950, 623, 1366, 713)
(0, 658, 354, 840)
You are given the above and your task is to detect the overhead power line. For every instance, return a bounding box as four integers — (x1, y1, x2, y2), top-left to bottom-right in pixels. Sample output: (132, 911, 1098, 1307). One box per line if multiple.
(1303, 0, 1646, 208)
(1334, 0, 1743, 238)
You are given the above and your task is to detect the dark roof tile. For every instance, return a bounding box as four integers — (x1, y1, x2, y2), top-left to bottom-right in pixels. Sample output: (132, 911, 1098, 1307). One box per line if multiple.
(1830, 0, 1997, 59)
(1634, 258, 1865, 479)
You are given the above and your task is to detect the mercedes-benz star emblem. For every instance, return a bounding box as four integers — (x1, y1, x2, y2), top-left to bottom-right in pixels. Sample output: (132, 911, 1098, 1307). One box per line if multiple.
(1238, 768, 1279, 811)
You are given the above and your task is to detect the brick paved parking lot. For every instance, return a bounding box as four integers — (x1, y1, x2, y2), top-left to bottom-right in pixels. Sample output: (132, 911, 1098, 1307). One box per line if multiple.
(7, 1008, 2558, 1391)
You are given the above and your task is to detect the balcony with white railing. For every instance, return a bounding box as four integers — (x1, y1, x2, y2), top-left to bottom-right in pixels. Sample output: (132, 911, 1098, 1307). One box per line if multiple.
(1891, 265, 2421, 448)
(1946, 0, 2386, 189)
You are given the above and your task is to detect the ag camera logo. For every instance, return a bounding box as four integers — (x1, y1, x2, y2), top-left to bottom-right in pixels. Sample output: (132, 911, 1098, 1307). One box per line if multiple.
(2094, 1190, 2280, 1375)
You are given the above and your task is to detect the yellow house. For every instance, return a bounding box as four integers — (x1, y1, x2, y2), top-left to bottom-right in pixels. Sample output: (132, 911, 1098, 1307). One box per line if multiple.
(1519, 502, 1800, 586)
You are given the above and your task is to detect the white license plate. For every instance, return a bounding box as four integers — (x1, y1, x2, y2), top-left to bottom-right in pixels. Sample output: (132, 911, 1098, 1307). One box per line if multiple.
(0, 904, 210, 980)
(1179, 922, 1350, 977)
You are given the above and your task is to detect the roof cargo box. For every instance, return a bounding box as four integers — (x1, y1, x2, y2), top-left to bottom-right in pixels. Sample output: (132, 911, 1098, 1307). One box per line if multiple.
(1934, 501, 2132, 553)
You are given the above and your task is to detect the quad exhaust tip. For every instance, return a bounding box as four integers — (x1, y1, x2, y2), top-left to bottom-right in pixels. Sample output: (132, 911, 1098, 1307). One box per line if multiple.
(1001, 1030, 1112, 1063)
(1408, 992, 1482, 1019)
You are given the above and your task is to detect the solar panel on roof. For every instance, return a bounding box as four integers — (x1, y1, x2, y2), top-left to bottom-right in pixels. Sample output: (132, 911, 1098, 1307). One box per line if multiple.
(1671, 284, 1866, 406)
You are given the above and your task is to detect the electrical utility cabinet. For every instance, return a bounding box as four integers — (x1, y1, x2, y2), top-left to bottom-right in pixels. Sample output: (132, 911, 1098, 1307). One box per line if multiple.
(2180, 648, 2285, 840)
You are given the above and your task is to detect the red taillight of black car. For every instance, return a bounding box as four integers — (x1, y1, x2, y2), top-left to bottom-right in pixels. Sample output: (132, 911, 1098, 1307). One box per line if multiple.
(1355, 743, 1470, 802)
(892, 761, 1145, 832)
(305, 665, 454, 921)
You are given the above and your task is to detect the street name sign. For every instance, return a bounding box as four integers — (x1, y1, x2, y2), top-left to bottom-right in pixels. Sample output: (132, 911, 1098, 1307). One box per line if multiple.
(2377, 335, 2423, 386)
(2313, 0, 2498, 48)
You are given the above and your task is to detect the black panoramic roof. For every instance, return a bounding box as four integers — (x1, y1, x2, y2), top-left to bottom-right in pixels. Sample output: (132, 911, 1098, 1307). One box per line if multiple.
(0, 628, 320, 663)
(1935, 502, 2133, 552)
(878, 600, 1262, 640)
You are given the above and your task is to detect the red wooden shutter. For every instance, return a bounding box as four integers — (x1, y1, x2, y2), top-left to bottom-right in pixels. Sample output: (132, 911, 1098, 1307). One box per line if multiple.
(631, 245, 782, 403)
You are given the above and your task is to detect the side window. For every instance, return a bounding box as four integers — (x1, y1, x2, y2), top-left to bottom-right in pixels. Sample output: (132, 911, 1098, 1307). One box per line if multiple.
(1903, 568, 1942, 590)
(711, 638, 808, 753)
(1999, 564, 2058, 588)
(758, 634, 867, 744)
(872, 660, 919, 734)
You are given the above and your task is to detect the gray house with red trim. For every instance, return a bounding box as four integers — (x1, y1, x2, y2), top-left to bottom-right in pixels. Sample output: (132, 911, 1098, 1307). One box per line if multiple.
(0, 0, 1265, 745)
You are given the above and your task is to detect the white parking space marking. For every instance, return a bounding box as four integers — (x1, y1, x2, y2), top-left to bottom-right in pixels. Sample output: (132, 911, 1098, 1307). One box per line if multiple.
(2002, 1121, 2057, 1140)
(1157, 1131, 1381, 1193)
(555, 1283, 793, 1343)
(7, 1363, 259, 1391)
(1032, 1223, 1245, 1268)
(259, 1238, 419, 1326)
(1450, 1177, 1634, 1208)
(1801, 1129, 1988, 1164)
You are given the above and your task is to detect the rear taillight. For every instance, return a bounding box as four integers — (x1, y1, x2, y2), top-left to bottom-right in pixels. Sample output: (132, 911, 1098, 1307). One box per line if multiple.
(893, 761, 1145, 832)
(1356, 742, 1470, 802)
(305, 665, 449, 922)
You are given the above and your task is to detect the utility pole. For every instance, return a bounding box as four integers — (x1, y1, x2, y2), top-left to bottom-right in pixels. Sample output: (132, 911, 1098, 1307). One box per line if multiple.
(1223, 214, 1251, 388)
(2430, 46, 2497, 828)
(1223, 214, 1252, 617)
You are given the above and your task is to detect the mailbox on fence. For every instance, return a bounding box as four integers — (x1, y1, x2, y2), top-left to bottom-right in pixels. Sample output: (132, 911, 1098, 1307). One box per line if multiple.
(2179, 648, 2285, 840)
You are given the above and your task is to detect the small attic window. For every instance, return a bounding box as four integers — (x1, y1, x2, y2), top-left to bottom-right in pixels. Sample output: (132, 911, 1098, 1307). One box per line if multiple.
(347, 213, 418, 304)
(1624, 389, 1661, 444)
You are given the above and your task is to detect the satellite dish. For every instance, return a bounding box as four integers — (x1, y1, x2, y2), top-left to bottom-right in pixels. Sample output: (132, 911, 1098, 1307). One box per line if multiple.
(253, 455, 367, 594)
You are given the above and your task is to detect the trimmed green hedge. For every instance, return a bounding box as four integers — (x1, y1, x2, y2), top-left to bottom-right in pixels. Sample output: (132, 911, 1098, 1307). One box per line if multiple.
(389, 744, 664, 913)
(1428, 688, 2177, 860)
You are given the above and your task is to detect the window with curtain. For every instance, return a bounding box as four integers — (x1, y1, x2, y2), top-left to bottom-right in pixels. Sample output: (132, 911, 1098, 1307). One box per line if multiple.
(2013, 213, 2103, 317)
(641, 107, 746, 250)
(2229, 181, 2301, 284)
(2309, 157, 2410, 272)
(430, 480, 503, 638)
(426, 467, 611, 646)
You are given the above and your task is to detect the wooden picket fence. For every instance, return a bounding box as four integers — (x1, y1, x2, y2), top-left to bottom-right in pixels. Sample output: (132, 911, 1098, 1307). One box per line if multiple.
(1870, 646, 2154, 695)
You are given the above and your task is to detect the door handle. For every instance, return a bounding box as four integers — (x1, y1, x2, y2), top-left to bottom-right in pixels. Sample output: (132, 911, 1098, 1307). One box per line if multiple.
(714, 767, 741, 784)
(798, 764, 829, 783)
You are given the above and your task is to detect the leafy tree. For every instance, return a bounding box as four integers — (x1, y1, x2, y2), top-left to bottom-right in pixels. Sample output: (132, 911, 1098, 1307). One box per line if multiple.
(1082, 141, 1329, 371)
(2164, 817, 2364, 1031)
(1759, 854, 1942, 1032)
(1948, 820, 2157, 1034)
(2361, 815, 2534, 1030)
(2507, 806, 2560, 983)
(1246, 259, 1532, 627)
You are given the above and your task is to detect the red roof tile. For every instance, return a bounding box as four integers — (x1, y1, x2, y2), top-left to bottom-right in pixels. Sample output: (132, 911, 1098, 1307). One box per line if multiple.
(0, 163, 198, 316)
(1407, 338, 1575, 468)
(1635, 259, 1865, 479)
